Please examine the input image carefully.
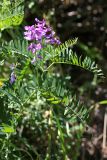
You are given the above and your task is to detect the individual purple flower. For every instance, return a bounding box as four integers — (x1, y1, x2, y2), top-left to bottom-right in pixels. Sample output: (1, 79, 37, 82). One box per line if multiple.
(35, 18, 46, 27)
(31, 57, 36, 64)
(24, 25, 36, 41)
(46, 37, 61, 45)
(45, 28, 55, 39)
(10, 72, 16, 84)
(35, 28, 45, 40)
(54, 38, 61, 45)
(24, 25, 35, 31)
(28, 43, 37, 53)
(36, 43, 42, 50)
(37, 54, 42, 59)
(28, 43, 42, 54)
(10, 64, 15, 70)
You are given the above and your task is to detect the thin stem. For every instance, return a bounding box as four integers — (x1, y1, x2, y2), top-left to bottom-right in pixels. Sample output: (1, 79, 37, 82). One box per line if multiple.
(102, 108, 107, 148)
(45, 109, 53, 160)
(53, 110, 68, 160)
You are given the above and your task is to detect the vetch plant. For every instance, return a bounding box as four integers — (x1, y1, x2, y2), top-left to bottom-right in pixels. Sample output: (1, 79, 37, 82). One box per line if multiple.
(0, 16, 104, 160)
(24, 18, 61, 64)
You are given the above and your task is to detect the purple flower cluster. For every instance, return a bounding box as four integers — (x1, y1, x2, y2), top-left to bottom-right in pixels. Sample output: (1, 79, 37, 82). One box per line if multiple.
(24, 18, 61, 56)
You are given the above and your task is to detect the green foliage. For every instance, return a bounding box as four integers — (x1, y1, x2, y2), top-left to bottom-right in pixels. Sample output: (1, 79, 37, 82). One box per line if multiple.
(1, 37, 103, 124)
(5, 39, 104, 80)
(51, 48, 104, 79)
(0, 0, 24, 30)
(7, 39, 32, 58)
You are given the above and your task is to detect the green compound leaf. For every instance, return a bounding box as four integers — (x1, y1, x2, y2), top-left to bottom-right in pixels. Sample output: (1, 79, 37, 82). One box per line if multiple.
(51, 48, 104, 80)
(5, 38, 104, 80)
